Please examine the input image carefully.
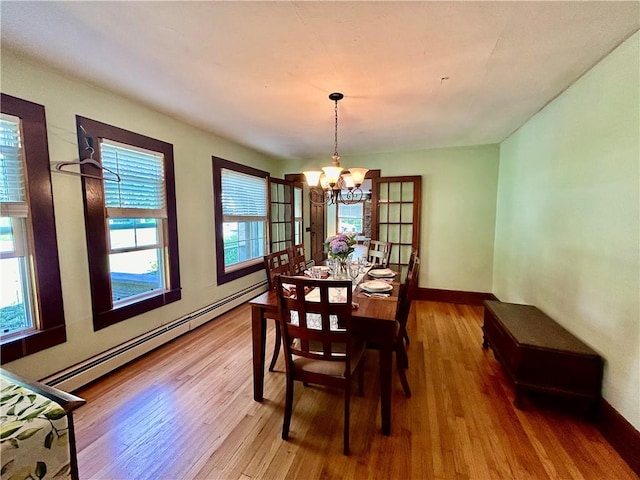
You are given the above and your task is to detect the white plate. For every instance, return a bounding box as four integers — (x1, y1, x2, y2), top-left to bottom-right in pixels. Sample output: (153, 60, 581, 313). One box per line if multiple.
(368, 268, 395, 278)
(360, 281, 393, 293)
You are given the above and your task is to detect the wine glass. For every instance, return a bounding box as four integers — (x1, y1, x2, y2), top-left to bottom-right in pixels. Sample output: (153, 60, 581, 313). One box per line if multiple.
(348, 261, 360, 284)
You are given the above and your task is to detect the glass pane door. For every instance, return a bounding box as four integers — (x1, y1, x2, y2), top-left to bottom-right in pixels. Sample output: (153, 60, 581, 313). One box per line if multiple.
(269, 178, 293, 253)
(371, 176, 421, 279)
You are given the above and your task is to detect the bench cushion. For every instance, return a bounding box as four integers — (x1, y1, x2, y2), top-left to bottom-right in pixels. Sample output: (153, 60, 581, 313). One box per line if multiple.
(1, 377, 73, 479)
(484, 301, 598, 355)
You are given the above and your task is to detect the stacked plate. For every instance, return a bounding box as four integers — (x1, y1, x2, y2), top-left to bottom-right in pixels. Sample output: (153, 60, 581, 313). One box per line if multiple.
(368, 268, 396, 278)
(360, 280, 393, 293)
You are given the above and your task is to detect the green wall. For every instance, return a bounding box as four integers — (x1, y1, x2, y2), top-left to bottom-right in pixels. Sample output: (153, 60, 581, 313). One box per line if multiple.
(290, 144, 500, 293)
(1, 49, 285, 380)
(494, 32, 640, 429)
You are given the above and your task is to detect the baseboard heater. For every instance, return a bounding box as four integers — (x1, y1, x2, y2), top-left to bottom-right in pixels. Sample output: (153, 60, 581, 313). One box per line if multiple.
(42, 281, 268, 392)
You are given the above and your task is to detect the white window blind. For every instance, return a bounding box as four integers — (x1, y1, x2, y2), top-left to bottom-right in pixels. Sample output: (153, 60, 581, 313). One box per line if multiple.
(0, 115, 26, 206)
(338, 202, 363, 218)
(221, 168, 267, 220)
(101, 140, 166, 213)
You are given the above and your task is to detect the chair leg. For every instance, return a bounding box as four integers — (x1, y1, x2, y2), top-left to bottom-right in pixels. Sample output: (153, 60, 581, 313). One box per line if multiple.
(397, 352, 412, 398)
(282, 376, 294, 440)
(268, 322, 281, 372)
(343, 382, 351, 455)
(404, 331, 411, 346)
(397, 341, 409, 369)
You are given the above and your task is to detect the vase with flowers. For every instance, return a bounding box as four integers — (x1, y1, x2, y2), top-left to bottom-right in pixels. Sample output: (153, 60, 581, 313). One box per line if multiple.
(324, 232, 356, 277)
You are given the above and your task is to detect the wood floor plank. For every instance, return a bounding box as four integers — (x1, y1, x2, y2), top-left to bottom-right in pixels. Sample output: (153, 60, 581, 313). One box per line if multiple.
(72, 300, 637, 479)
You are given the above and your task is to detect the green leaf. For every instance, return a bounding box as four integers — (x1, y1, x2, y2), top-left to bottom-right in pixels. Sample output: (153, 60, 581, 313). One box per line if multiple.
(0, 422, 22, 439)
(16, 402, 34, 417)
(5, 405, 16, 416)
(27, 394, 37, 404)
(18, 405, 48, 421)
(35, 461, 47, 479)
(53, 463, 71, 478)
(16, 427, 42, 440)
(0, 392, 19, 403)
(1, 383, 17, 393)
(57, 431, 69, 444)
(1, 459, 15, 475)
(44, 407, 66, 421)
(44, 430, 54, 449)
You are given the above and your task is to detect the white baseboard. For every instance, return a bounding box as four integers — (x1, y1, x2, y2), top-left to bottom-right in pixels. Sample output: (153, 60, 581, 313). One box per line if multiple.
(42, 282, 267, 392)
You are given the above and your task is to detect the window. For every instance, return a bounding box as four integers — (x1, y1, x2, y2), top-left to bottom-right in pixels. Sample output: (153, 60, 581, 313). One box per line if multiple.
(269, 178, 292, 253)
(1, 94, 66, 362)
(337, 202, 364, 233)
(1, 114, 34, 336)
(212, 157, 268, 284)
(77, 116, 181, 331)
(294, 185, 303, 245)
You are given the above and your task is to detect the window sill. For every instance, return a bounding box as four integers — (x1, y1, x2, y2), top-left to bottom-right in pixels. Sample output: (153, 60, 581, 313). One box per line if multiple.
(93, 288, 182, 331)
(217, 260, 264, 285)
(1, 325, 67, 363)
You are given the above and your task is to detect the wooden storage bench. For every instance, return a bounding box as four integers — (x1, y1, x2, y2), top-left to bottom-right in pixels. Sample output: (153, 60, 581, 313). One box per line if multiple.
(482, 300, 603, 412)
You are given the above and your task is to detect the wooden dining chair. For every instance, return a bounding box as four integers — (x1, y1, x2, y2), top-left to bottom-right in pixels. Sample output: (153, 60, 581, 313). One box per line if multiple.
(402, 249, 419, 346)
(366, 240, 391, 267)
(275, 275, 366, 455)
(366, 254, 419, 398)
(396, 255, 420, 375)
(263, 249, 293, 371)
(288, 243, 307, 276)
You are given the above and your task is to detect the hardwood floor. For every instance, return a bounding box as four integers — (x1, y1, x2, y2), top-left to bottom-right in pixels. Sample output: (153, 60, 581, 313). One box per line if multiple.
(74, 301, 636, 479)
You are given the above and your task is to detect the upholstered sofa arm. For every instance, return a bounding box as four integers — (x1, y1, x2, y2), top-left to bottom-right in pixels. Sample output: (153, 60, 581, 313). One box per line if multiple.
(1, 368, 85, 480)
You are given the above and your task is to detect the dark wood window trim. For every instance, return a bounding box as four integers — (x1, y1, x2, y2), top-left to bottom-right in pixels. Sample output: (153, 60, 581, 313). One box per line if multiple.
(76, 116, 181, 331)
(269, 177, 294, 253)
(1, 93, 66, 362)
(212, 156, 269, 285)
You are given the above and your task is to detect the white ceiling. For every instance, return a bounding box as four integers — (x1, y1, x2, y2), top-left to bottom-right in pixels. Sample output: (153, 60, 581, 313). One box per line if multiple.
(1, 1, 638, 161)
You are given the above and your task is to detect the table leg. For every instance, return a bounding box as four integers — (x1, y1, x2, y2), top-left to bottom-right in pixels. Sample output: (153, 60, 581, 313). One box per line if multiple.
(379, 342, 393, 435)
(252, 305, 267, 402)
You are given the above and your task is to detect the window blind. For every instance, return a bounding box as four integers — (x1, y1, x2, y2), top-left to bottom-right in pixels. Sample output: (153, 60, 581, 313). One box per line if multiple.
(101, 140, 166, 212)
(0, 116, 26, 204)
(221, 168, 267, 218)
(338, 202, 362, 217)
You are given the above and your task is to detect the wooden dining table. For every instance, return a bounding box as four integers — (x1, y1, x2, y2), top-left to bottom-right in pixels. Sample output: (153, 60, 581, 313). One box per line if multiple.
(249, 270, 400, 435)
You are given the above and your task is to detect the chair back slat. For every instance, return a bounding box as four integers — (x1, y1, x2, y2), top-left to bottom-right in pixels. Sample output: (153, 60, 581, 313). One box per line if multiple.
(276, 275, 354, 363)
(397, 253, 419, 333)
(366, 240, 391, 267)
(264, 249, 292, 290)
(288, 244, 307, 275)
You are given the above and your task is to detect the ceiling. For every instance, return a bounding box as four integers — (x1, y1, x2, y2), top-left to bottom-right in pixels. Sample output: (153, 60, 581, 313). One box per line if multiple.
(1, 1, 638, 161)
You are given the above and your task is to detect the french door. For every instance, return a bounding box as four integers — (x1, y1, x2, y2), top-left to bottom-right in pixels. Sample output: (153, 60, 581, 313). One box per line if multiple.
(269, 178, 293, 253)
(371, 176, 421, 278)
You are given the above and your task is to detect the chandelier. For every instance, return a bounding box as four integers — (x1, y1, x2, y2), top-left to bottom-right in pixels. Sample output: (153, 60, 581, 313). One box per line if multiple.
(303, 92, 368, 205)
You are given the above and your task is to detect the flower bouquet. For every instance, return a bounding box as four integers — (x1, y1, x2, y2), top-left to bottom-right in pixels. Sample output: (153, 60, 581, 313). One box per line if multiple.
(324, 233, 356, 275)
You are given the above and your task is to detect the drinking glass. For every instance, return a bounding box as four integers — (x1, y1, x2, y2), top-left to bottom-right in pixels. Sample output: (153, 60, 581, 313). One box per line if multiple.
(348, 262, 360, 284)
(357, 256, 367, 273)
(327, 258, 337, 278)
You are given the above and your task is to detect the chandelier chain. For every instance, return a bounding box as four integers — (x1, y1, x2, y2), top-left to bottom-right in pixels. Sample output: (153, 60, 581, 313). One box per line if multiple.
(334, 98, 339, 159)
(303, 92, 368, 206)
